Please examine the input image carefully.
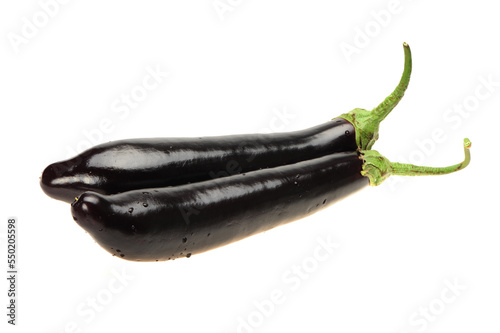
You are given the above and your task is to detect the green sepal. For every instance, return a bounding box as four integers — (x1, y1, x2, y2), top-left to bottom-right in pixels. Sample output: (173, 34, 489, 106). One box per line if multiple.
(338, 42, 412, 150)
(359, 138, 472, 186)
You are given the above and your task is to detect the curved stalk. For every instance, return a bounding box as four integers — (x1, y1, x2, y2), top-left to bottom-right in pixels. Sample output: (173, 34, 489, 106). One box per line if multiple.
(360, 138, 471, 186)
(338, 42, 412, 150)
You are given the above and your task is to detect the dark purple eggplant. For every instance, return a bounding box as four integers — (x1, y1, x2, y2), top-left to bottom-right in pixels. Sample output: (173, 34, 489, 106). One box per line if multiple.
(41, 119, 356, 203)
(70, 139, 470, 262)
(41, 43, 412, 203)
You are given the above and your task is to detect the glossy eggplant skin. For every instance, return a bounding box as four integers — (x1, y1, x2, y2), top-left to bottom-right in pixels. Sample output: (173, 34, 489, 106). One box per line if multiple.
(42, 119, 356, 203)
(70, 152, 368, 261)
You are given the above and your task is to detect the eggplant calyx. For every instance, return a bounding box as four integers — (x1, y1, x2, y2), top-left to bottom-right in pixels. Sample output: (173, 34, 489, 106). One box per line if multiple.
(338, 42, 412, 150)
(360, 138, 472, 186)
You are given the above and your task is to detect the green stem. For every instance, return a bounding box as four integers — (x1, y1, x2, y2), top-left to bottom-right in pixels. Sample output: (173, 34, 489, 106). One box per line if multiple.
(338, 42, 412, 150)
(360, 138, 471, 186)
(370, 42, 412, 123)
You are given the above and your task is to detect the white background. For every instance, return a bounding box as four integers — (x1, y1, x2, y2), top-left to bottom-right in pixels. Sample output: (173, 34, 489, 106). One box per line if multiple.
(1, 1, 499, 332)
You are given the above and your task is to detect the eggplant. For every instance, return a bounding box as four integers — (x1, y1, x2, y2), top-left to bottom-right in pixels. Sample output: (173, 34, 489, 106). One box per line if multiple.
(42, 43, 412, 203)
(70, 139, 470, 261)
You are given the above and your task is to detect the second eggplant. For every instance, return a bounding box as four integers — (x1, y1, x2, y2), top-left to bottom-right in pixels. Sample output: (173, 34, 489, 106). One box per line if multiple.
(70, 138, 470, 262)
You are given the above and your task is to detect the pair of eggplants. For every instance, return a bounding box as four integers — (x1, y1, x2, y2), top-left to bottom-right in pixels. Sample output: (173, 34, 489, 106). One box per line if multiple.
(41, 43, 471, 262)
